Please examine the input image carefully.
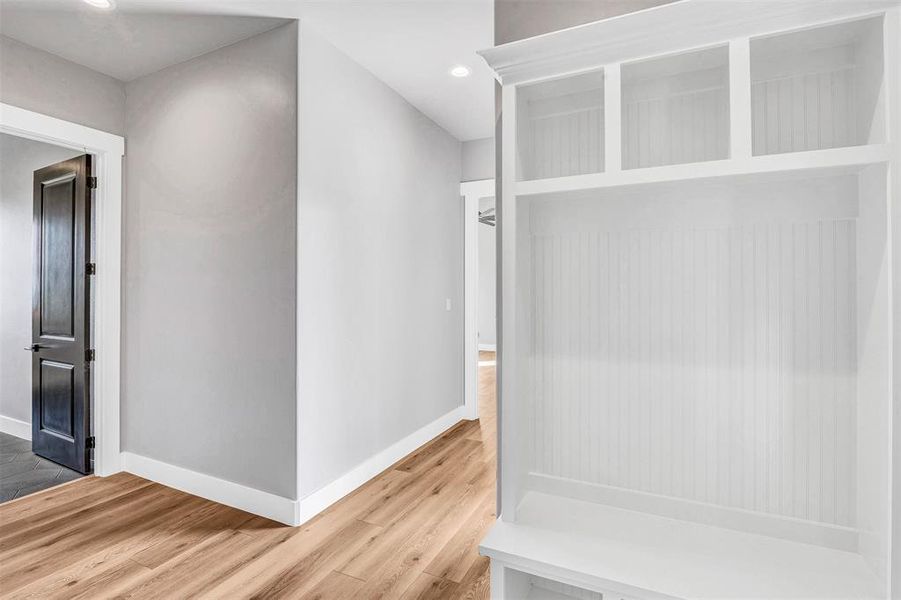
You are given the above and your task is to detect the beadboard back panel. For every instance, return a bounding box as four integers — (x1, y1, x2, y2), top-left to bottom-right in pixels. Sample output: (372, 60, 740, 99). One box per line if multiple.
(750, 16, 885, 156)
(525, 180, 860, 528)
(622, 86, 728, 169)
(751, 67, 855, 156)
(621, 46, 729, 170)
(518, 71, 605, 181)
(526, 103, 605, 180)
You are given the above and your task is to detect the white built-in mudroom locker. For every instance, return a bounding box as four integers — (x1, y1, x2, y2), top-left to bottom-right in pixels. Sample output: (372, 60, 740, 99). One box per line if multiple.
(478, 1, 901, 599)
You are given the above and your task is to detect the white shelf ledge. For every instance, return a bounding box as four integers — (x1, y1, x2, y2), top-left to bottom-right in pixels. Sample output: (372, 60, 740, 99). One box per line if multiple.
(480, 492, 883, 600)
(516, 144, 890, 199)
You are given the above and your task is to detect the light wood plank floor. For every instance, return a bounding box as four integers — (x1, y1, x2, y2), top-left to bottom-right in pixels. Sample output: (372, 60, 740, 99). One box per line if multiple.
(0, 352, 497, 599)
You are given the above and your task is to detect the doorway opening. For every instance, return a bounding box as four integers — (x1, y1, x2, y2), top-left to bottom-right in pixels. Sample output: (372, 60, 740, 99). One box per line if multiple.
(462, 178, 496, 421)
(0, 134, 94, 501)
(0, 103, 125, 502)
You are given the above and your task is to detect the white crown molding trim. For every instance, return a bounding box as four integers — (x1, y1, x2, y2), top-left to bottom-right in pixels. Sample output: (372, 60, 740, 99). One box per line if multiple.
(296, 405, 468, 526)
(479, 1, 895, 85)
(121, 452, 297, 526)
(0, 416, 32, 441)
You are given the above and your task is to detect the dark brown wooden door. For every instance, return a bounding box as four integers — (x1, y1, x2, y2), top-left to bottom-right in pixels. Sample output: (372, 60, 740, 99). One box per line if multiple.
(31, 155, 92, 474)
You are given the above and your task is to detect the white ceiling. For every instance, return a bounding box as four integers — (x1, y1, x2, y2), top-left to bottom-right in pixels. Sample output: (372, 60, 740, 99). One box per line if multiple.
(0, 0, 495, 141)
(0, 2, 290, 82)
(298, 1, 494, 141)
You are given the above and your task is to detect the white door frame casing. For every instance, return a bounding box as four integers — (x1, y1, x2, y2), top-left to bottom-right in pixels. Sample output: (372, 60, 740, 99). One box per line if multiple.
(0, 103, 124, 476)
(461, 178, 495, 421)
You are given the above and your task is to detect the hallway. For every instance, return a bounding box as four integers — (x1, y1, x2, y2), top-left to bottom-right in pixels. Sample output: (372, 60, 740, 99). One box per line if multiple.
(0, 353, 497, 599)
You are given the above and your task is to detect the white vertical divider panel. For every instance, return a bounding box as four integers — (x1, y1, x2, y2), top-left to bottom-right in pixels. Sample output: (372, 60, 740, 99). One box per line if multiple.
(605, 64, 622, 173)
(500, 84, 521, 522)
(517, 195, 534, 516)
(857, 164, 890, 584)
(730, 38, 752, 159)
(463, 189, 479, 420)
(885, 7, 901, 597)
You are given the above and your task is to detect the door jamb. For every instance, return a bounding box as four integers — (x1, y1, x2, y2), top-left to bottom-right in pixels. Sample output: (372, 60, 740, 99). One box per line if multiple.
(461, 178, 495, 421)
(1, 103, 125, 477)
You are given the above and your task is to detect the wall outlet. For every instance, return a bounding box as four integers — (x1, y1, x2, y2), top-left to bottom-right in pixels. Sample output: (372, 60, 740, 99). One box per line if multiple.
(445, 298, 452, 311)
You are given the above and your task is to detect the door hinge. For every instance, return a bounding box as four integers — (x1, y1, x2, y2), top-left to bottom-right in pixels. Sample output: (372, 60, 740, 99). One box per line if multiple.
(87, 177, 98, 189)
(85, 349, 95, 362)
(86, 263, 96, 275)
(86, 436, 95, 449)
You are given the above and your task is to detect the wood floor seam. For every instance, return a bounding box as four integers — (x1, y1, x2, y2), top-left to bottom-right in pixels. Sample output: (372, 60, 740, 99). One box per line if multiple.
(337, 570, 367, 583)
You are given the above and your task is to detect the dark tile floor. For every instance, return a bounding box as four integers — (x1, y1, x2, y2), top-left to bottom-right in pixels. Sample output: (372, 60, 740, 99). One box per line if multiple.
(0, 432, 83, 503)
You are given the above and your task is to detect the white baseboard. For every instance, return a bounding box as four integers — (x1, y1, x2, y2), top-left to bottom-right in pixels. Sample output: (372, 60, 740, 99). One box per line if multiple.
(121, 452, 297, 526)
(478, 344, 497, 351)
(0, 415, 31, 441)
(120, 405, 468, 528)
(296, 405, 468, 525)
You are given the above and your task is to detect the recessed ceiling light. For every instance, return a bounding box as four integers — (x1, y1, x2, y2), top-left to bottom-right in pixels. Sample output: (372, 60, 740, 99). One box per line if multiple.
(83, 0, 114, 8)
(450, 65, 471, 78)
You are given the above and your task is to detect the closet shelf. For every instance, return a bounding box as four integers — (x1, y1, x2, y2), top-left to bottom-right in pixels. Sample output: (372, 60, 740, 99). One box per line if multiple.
(515, 143, 889, 199)
(481, 492, 883, 600)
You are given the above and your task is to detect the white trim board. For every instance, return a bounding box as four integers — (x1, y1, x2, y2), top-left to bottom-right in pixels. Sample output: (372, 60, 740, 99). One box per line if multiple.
(887, 6, 901, 594)
(482, 491, 881, 600)
(0, 416, 32, 441)
(461, 178, 495, 422)
(296, 405, 468, 526)
(122, 452, 297, 526)
(515, 144, 890, 199)
(0, 103, 124, 477)
(527, 473, 859, 553)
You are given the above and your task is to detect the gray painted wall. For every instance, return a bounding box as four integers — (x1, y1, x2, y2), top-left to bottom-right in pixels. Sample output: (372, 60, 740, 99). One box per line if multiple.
(0, 134, 82, 427)
(462, 137, 495, 182)
(297, 25, 463, 497)
(0, 35, 126, 135)
(122, 23, 297, 498)
(495, 0, 678, 44)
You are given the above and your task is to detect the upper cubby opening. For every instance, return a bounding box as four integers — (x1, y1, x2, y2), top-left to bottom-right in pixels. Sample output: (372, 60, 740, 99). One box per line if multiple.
(516, 70, 605, 181)
(621, 45, 730, 170)
(751, 16, 885, 156)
